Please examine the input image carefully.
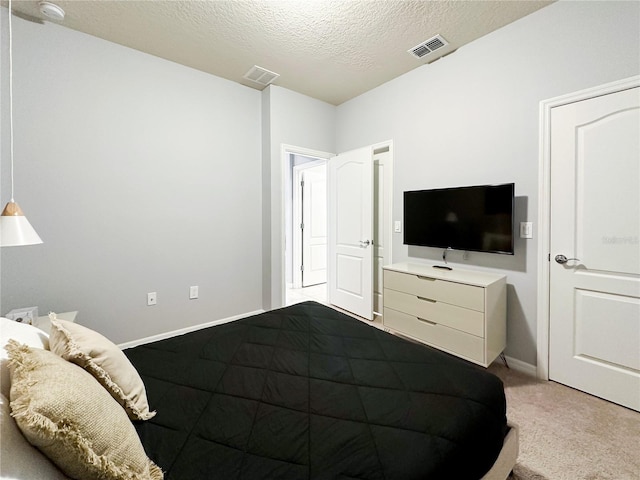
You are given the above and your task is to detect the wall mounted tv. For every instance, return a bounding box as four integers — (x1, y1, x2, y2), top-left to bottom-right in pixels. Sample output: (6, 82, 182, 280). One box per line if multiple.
(403, 183, 515, 255)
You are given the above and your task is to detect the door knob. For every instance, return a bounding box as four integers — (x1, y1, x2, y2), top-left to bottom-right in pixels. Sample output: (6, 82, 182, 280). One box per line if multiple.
(360, 240, 371, 247)
(555, 254, 580, 264)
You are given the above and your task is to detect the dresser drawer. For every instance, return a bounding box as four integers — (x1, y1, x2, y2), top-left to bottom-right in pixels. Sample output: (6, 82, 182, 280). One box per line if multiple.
(384, 289, 484, 337)
(384, 270, 484, 311)
(383, 307, 484, 364)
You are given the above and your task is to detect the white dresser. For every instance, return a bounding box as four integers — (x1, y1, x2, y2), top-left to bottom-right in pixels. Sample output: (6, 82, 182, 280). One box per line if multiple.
(383, 263, 506, 367)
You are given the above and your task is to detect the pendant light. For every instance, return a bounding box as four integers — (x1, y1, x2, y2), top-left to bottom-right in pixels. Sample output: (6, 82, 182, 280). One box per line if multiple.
(1, 0, 43, 247)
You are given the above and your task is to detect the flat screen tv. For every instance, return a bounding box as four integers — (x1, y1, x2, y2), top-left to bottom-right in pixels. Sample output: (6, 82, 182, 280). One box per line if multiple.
(403, 183, 515, 255)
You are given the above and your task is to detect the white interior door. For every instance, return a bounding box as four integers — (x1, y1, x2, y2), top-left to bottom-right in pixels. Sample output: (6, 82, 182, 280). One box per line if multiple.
(549, 86, 640, 411)
(302, 164, 327, 287)
(328, 146, 373, 320)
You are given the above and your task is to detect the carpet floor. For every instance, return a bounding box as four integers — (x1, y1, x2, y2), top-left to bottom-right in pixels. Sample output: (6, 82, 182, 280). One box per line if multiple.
(488, 363, 640, 480)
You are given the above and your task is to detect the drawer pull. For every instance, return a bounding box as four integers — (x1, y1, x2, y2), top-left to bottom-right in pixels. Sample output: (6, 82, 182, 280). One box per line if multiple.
(417, 275, 436, 282)
(417, 296, 436, 303)
(417, 317, 437, 326)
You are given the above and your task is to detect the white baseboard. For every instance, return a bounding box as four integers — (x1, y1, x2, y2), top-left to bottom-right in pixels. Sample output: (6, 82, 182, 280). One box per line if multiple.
(497, 355, 537, 377)
(117, 309, 265, 350)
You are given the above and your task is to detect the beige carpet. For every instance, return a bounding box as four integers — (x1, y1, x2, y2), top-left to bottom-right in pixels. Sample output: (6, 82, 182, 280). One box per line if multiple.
(488, 363, 640, 480)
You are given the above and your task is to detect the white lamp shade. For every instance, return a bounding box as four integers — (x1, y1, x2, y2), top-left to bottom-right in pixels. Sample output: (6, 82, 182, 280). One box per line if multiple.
(0, 202, 43, 247)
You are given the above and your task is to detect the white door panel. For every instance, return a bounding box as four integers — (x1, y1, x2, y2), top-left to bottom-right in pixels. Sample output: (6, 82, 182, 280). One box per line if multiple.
(336, 255, 364, 294)
(577, 108, 640, 275)
(549, 86, 640, 411)
(328, 146, 373, 320)
(336, 164, 364, 243)
(574, 289, 640, 371)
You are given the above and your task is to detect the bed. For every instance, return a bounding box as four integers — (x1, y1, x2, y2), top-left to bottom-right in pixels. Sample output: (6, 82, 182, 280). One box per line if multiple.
(1, 301, 517, 479)
(124, 301, 517, 479)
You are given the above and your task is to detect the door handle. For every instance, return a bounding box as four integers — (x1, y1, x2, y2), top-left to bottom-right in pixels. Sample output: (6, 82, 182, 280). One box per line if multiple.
(359, 240, 371, 247)
(555, 254, 580, 264)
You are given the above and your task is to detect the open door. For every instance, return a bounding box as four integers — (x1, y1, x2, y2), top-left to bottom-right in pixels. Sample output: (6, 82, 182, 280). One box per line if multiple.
(328, 146, 373, 320)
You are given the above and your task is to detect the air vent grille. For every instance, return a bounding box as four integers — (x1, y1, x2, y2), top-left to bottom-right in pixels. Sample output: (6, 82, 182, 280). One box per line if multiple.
(425, 37, 445, 51)
(243, 65, 280, 86)
(408, 35, 449, 59)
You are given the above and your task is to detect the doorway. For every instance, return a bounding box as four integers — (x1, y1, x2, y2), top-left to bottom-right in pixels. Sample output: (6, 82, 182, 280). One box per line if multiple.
(292, 160, 327, 289)
(284, 151, 330, 306)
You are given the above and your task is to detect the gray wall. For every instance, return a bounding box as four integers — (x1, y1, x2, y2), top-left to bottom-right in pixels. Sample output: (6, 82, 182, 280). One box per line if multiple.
(335, 1, 640, 366)
(1, 14, 263, 344)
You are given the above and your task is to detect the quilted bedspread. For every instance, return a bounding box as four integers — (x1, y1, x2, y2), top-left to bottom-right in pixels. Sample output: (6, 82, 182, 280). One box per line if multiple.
(125, 301, 507, 479)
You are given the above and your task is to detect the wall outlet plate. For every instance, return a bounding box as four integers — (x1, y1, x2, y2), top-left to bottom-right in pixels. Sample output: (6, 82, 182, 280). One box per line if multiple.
(147, 292, 157, 306)
(5, 306, 39, 325)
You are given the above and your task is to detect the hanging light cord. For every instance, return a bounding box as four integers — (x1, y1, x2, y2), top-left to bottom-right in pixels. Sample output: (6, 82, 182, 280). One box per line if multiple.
(7, 0, 15, 203)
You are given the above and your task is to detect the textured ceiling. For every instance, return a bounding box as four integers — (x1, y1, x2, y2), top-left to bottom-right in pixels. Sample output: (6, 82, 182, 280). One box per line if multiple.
(7, 0, 553, 105)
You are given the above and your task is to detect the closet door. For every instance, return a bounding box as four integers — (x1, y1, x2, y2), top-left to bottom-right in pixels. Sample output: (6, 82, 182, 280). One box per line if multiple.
(549, 86, 640, 411)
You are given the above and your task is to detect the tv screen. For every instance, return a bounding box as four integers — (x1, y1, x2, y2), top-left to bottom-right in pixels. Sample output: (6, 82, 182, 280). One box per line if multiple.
(403, 183, 515, 255)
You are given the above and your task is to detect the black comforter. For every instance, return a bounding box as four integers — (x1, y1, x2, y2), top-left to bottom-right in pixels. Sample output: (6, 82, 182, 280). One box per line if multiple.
(125, 301, 507, 479)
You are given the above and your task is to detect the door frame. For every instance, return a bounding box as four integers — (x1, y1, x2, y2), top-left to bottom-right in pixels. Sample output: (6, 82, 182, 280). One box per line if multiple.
(536, 75, 639, 380)
(372, 143, 394, 316)
(292, 159, 327, 289)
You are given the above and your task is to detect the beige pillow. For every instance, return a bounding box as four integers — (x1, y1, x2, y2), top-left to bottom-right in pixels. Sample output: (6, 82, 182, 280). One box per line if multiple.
(6, 340, 163, 480)
(1, 316, 50, 398)
(49, 319, 155, 421)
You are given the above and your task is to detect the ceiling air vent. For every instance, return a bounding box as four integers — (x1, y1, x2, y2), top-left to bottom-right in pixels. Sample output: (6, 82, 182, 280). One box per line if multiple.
(408, 35, 449, 59)
(243, 65, 280, 86)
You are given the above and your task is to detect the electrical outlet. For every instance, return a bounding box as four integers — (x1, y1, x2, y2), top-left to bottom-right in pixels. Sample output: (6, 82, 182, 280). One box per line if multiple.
(147, 292, 157, 306)
(189, 286, 199, 299)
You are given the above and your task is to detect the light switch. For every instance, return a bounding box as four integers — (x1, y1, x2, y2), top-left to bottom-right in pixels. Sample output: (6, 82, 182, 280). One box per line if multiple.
(394, 221, 402, 233)
(520, 222, 533, 239)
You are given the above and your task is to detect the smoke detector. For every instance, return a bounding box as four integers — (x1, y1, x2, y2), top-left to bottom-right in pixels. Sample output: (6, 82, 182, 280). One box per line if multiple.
(39, 1, 65, 21)
(408, 35, 449, 60)
(243, 65, 280, 86)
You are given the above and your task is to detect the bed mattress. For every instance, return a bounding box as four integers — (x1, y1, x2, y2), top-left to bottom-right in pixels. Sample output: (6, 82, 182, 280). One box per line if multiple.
(125, 301, 507, 479)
